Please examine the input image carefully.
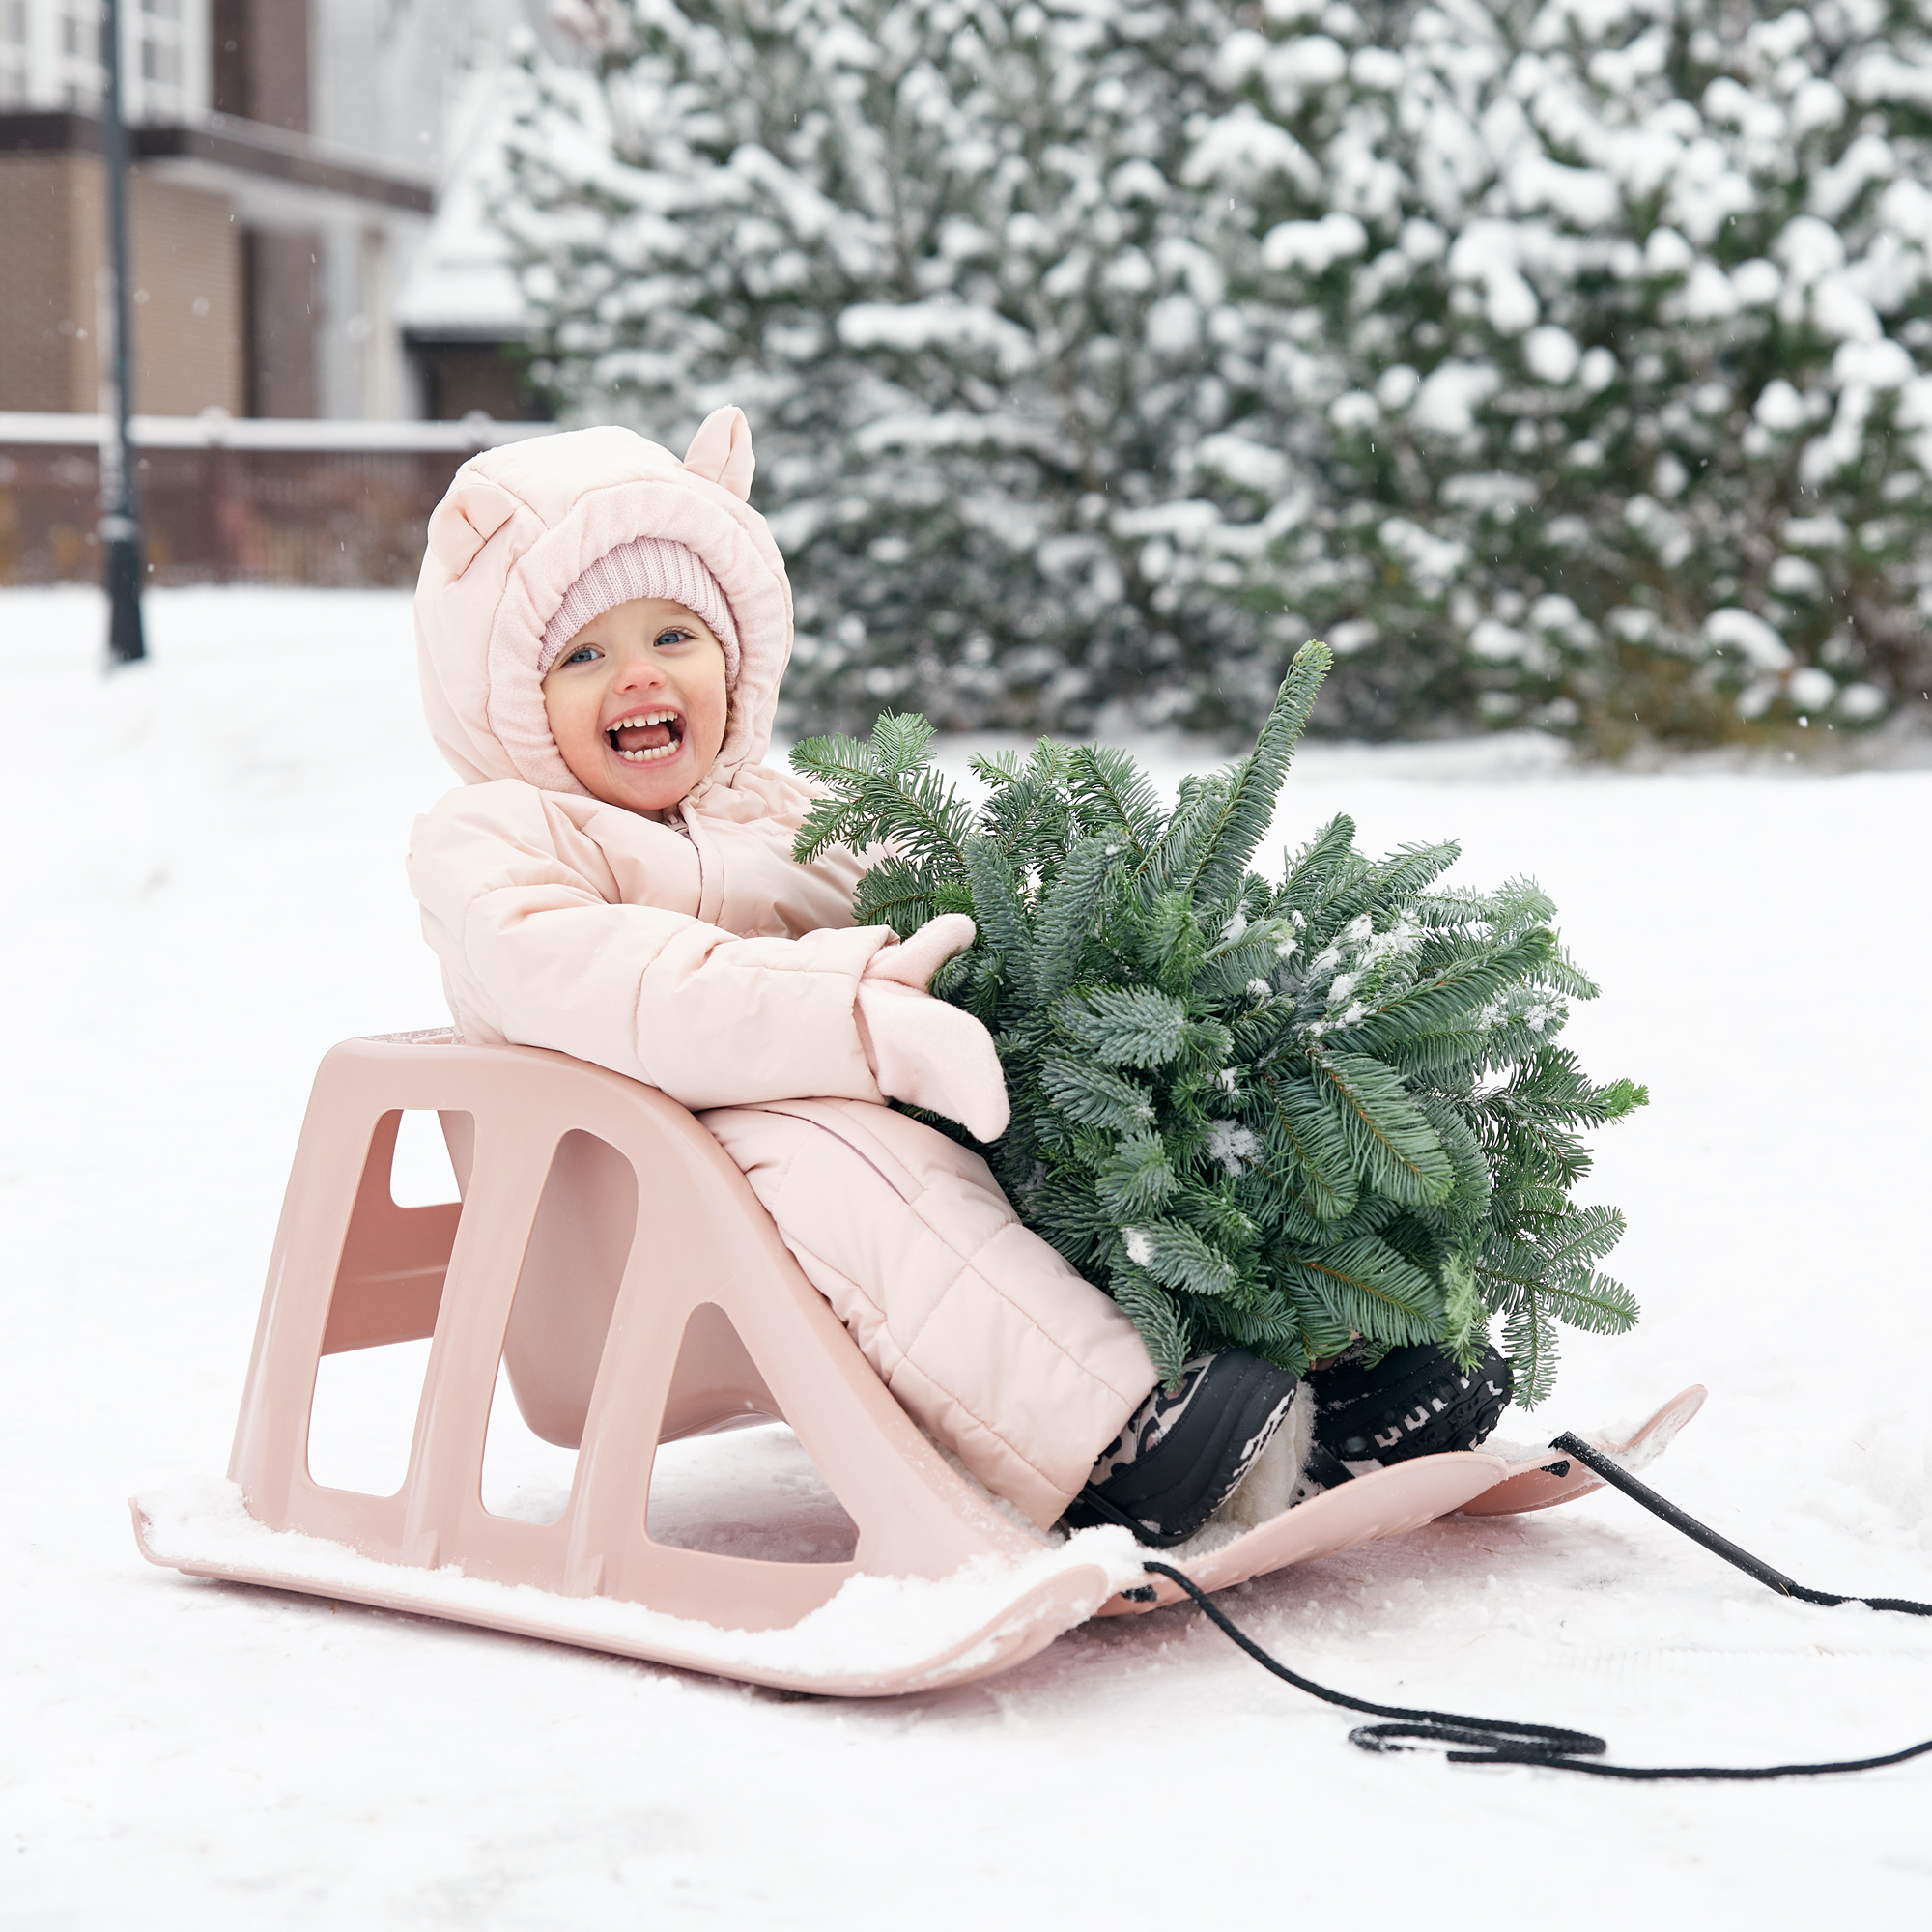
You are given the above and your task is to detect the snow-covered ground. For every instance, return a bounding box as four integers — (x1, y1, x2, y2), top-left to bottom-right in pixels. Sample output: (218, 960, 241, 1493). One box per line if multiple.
(5, 584, 1930, 1927)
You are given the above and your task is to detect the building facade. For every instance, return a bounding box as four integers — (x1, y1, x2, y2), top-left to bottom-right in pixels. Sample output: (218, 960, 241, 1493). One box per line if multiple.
(0, 0, 552, 424)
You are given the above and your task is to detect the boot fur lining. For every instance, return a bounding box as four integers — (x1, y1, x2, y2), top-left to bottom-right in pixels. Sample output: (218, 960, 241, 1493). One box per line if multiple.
(1211, 1379, 1317, 1533)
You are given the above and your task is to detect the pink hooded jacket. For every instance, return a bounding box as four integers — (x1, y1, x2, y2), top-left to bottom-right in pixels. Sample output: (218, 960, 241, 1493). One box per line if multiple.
(406, 412, 1156, 1524)
(408, 412, 896, 1108)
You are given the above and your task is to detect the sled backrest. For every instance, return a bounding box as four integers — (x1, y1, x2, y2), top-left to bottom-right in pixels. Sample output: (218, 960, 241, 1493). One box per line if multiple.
(230, 1033, 1038, 1631)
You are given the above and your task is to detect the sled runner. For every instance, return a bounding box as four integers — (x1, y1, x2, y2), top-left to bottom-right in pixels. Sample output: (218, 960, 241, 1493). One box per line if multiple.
(130, 1032, 1704, 1695)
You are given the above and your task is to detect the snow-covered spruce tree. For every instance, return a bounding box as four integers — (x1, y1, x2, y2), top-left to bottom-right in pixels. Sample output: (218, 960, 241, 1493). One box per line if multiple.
(1234, 0, 1932, 750)
(791, 642, 1646, 1402)
(503, 0, 1305, 738)
(504, 0, 1932, 750)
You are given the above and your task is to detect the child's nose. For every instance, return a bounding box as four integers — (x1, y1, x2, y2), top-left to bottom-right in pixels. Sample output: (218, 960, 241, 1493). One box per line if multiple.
(615, 650, 668, 689)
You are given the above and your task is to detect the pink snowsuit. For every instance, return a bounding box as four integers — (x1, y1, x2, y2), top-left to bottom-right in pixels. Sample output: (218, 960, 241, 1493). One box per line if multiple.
(407, 414, 1156, 1528)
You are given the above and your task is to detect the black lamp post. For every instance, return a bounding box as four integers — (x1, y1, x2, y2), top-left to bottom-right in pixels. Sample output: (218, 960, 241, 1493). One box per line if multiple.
(100, 0, 146, 665)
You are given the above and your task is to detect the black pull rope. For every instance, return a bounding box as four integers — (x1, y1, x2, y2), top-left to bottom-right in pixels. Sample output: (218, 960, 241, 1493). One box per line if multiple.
(1135, 1435, 1932, 1780)
(1547, 1433, 1932, 1618)
(1138, 1560, 1607, 1762)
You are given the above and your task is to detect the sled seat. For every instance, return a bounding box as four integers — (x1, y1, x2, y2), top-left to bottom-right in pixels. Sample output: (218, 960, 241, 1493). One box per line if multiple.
(131, 1031, 1705, 1694)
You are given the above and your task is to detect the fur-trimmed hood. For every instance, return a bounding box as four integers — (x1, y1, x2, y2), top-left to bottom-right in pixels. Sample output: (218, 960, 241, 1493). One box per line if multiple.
(412, 410, 813, 828)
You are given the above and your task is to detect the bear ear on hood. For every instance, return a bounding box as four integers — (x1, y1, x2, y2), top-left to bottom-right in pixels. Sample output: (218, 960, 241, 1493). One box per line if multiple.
(426, 478, 521, 577)
(683, 406, 755, 501)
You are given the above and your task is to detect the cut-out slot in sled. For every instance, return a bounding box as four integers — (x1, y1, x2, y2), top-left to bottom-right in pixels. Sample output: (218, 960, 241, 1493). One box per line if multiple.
(131, 1034, 1705, 1696)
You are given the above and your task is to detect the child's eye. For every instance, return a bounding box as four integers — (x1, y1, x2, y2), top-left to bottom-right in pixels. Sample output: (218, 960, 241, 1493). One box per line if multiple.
(655, 628, 694, 649)
(564, 645, 599, 666)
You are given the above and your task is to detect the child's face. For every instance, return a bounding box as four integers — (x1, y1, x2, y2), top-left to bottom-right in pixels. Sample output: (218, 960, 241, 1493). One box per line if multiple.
(541, 596, 730, 812)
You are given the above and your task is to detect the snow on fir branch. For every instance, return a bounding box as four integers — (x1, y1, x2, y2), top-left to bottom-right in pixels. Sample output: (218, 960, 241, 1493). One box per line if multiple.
(503, 0, 1932, 753)
(792, 641, 1648, 1403)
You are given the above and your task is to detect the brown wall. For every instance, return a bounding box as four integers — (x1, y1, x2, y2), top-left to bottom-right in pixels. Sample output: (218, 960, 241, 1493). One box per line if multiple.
(129, 177, 245, 416)
(0, 439, 469, 586)
(213, 0, 311, 132)
(0, 154, 242, 415)
(0, 443, 100, 582)
(0, 154, 99, 414)
(411, 340, 551, 422)
(243, 227, 319, 418)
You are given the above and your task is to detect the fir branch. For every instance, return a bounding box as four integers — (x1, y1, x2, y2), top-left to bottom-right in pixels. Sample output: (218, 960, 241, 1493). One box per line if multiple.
(1275, 815, 1360, 919)
(1376, 1024, 1491, 1083)
(1537, 1202, 1632, 1270)
(1040, 1056, 1156, 1133)
(1413, 1094, 1493, 1233)
(786, 730, 877, 779)
(789, 714, 977, 871)
(1170, 1179, 1262, 1254)
(1305, 844, 1467, 949)
(1278, 1236, 1446, 1344)
(974, 740, 1073, 869)
(1502, 1299, 1560, 1407)
(1094, 1131, 1180, 1220)
(1439, 1253, 1485, 1368)
(1537, 1271, 1641, 1334)
(1306, 1046, 1456, 1208)
(1251, 1066, 1359, 1222)
(1032, 1169, 1120, 1271)
(1350, 928, 1557, 1054)
(1066, 744, 1164, 860)
(851, 857, 943, 938)
(1135, 773, 1232, 903)
(1057, 986, 1191, 1068)
(1539, 943, 1603, 1001)
(1121, 1218, 1242, 1301)
(1196, 921, 1300, 1003)
(1277, 1275, 1358, 1363)
(1163, 640, 1331, 910)
(963, 835, 1037, 1010)
(1107, 1263, 1192, 1385)
(1030, 838, 1118, 1005)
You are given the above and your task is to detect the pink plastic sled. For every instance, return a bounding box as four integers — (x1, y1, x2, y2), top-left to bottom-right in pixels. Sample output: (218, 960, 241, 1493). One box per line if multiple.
(130, 1032, 1704, 1695)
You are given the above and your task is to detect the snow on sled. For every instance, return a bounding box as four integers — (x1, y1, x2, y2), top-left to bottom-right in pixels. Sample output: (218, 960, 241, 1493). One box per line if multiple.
(131, 1033, 1704, 1696)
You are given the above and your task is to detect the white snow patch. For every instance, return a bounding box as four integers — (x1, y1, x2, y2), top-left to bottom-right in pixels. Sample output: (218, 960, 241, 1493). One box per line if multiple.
(8, 587, 1932, 1925)
(1410, 359, 1502, 435)
(1261, 211, 1369, 273)
(133, 1477, 1141, 1682)
(1205, 1121, 1263, 1175)
(1704, 607, 1794, 671)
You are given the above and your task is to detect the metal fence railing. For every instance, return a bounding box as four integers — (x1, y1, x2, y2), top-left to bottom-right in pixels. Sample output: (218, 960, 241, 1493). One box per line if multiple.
(0, 413, 555, 588)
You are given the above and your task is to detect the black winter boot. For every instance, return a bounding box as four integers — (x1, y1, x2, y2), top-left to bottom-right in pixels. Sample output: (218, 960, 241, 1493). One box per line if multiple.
(1063, 1350, 1302, 1548)
(1299, 1342, 1513, 1493)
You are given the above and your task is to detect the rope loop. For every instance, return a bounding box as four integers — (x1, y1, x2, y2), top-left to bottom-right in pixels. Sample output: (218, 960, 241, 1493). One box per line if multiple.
(1136, 1435, 1932, 1782)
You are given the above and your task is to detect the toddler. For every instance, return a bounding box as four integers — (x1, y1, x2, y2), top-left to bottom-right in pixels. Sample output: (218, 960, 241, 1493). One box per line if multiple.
(408, 412, 1495, 1548)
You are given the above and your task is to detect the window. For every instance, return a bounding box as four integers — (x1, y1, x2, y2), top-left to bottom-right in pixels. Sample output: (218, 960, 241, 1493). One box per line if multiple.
(0, 3, 28, 108)
(136, 0, 184, 110)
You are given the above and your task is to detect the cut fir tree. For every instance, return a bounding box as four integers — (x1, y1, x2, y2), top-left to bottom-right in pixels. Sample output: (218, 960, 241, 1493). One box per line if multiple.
(791, 642, 1645, 1404)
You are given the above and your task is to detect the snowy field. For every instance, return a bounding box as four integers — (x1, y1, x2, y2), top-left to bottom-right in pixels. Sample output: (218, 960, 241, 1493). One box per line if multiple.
(4, 583, 1931, 1926)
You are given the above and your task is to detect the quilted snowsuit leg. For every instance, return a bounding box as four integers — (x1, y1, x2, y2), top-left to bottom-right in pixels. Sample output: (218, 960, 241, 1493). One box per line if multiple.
(699, 1098, 1158, 1530)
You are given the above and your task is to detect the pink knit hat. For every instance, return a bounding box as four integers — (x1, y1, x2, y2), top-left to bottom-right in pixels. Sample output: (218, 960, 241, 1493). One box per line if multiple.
(536, 535, 742, 686)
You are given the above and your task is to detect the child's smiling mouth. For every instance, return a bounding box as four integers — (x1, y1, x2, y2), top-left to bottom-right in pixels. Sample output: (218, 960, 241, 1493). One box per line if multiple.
(606, 708, 686, 763)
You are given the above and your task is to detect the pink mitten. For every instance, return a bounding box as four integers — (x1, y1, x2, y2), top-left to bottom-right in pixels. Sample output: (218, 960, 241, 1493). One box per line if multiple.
(856, 915, 1010, 1142)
